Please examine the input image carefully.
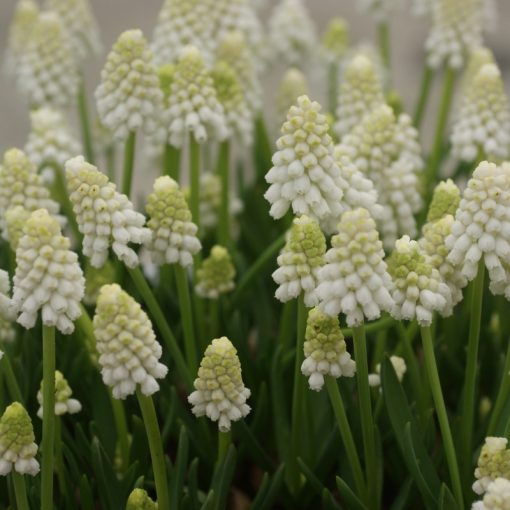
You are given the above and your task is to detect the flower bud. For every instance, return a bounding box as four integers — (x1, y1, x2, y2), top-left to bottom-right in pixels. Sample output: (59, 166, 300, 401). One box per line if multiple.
(126, 488, 157, 510)
(368, 355, 406, 387)
(37, 370, 82, 418)
(472, 477, 510, 510)
(426, 179, 461, 223)
(195, 246, 236, 299)
(473, 437, 510, 495)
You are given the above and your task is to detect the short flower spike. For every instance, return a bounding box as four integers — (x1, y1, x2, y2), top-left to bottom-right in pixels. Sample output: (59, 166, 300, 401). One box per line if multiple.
(195, 246, 236, 299)
(37, 370, 82, 418)
(368, 355, 406, 387)
(473, 437, 510, 495)
(301, 307, 355, 391)
(188, 336, 251, 431)
(426, 179, 461, 223)
(472, 477, 510, 510)
(0, 402, 39, 476)
(126, 488, 158, 510)
(93, 284, 168, 399)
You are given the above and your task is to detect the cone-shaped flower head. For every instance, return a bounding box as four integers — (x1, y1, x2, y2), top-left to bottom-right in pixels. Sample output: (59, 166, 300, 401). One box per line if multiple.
(12, 209, 84, 334)
(277, 68, 309, 122)
(25, 108, 82, 182)
(368, 355, 406, 387)
(94, 284, 168, 399)
(164, 46, 227, 148)
(212, 61, 253, 146)
(188, 336, 251, 431)
(273, 216, 326, 307)
(461, 47, 495, 95)
(0, 402, 39, 476)
(195, 246, 236, 299)
(357, 0, 404, 21)
(446, 161, 510, 297)
(264, 95, 345, 232)
(473, 437, 510, 495)
(301, 307, 355, 391)
(321, 17, 349, 62)
(388, 235, 452, 325)
(268, 0, 317, 67)
(317, 208, 394, 326)
(452, 63, 510, 163)
(37, 370, 82, 419)
(45, 0, 101, 60)
(126, 488, 158, 510)
(472, 478, 510, 510)
(17, 12, 79, 108)
(95, 30, 163, 142)
(425, 0, 483, 69)
(426, 179, 461, 222)
(65, 156, 151, 268)
(4, 206, 31, 252)
(145, 176, 201, 267)
(334, 54, 385, 140)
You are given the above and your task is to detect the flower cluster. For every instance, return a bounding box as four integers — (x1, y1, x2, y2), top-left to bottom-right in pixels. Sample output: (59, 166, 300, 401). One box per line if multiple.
(272, 216, 326, 307)
(65, 156, 150, 268)
(195, 246, 236, 299)
(472, 478, 510, 510)
(368, 355, 406, 387)
(277, 68, 309, 122)
(93, 284, 168, 399)
(473, 437, 510, 495)
(188, 336, 251, 432)
(37, 370, 82, 418)
(0, 271, 16, 345)
(321, 17, 349, 62)
(426, 179, 461, 223)
(127, 488, 158, 510)
(4, 207, 31, 252)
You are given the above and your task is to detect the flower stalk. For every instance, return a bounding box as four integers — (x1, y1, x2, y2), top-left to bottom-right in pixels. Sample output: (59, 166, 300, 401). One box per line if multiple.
(164, 143, 181, 182)
(12, 471, 29, 510)
(77, 78, 95, 164)
(190, 134, 201, 230)
(121, 131, 136, 198)
(217, 140, 230, 248)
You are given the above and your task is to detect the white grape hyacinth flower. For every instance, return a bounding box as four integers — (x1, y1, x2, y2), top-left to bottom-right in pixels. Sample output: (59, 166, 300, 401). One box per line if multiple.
(473, 437, 510, 496)
(65, 156, 151, 268)
(37, 370, 82, 418)
(12, 209, 84, 334)
(368, 355, 407, 387)
(188, 336, 251, 432)
(317, 208, 394, 327)
(472, 478, 510, 510)
(0, 270, 15, 323)
(93, 284, 168, 399)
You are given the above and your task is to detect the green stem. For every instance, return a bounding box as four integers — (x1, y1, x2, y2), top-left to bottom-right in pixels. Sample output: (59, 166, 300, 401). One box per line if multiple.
(377, 22, 391, 73)
(1, 353, 23, 403)
(342, 315, 394, 338)
(128, 266, 192, 390)
(41, 325, 56, 510)
(217, 140, 231, 248)
(487, 335, 510, 435)
(325, 377, 366, 497)
(218, 430, 231, 464)
(78, 77, 95, 164)
(109, 393, 130, 472)
(164, 143, 182, 182)
(121, 131, 136, 198)
(209, 299, 219, 339)
(174, 265, 198, 374)
(11, 471, 29, 510)
(420, 325, 464, 509)
(54, 417, 69, 504)
(189, 135, 201, 230)
(105, 145, 116, 183)
(328, 61, 339, 117)
(254, 114, 272, 180)
(136, 390, 170, 510)
(413, 65, 434, 128)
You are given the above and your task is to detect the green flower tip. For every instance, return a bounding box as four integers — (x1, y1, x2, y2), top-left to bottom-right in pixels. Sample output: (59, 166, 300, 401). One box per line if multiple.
(126, 488, 158, 510)
(388, 235, 431, 279)
(288, 215, 326, 269)
(84, 260, 116, 306)
(195, 245, 236, 299)
(37, 370, 82, 418)
(212, 61, 243, 103)
(159, 63, 176, 97)
(114, 29, 148, 57)
(5, 205, 30, 251)
(322, 17, 349, 56)
(426, 179, 461, 222)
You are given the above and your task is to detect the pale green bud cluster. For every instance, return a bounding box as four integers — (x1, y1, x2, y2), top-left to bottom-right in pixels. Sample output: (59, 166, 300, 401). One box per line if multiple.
(0, 402, 39, 476)
(368, 355, 407, 387)
(37, 370, 82, 418)
(301, 307, 355, 391)
(188, 336, 251, 431)
(195, 246, 236, 299)
(84, 261, 116, 306)
(321, 17, 349, 61)
(126, 488, 158, 510)
(426, 179, 461, 222)
(472, 478, 510, 510)
(473, 437, 510, 495)
(277, 68, 309, 122)
(4, 206, 31, 252)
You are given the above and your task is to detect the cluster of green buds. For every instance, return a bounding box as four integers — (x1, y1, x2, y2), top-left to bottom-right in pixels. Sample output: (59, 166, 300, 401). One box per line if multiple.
(195, 246, 236, 299)
(473, 437, 510, 495)
(126, 488, 158, 510)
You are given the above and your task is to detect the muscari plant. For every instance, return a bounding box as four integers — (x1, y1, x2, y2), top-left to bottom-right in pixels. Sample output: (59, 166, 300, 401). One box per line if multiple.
(1, 0, 510, 509)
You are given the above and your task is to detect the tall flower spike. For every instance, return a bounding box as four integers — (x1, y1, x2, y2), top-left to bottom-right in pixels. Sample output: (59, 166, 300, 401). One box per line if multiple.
(425, 0, 483, 69)
(356, 0, 404, 22)
(16, 12, 79, 108)
(301, 307, 355, 391)
(472, 478, 510, 510)
(127, 488, 158, 510)
(0, 149, 60, 239)
(37, 370, 82, 418)
(277, 68, 309, 122)
(268, 0, 317, 67)
(473, 437, 510, 495)
(12, 209, 84, 334)
(0, 402, 39, 476)
(45, 0, 101, 60)
(95, 29, 163, 142)
(272, 216, 326, 307)
(145, 176, 201, 267)
(368, 355, 406, 387)
(321, 17, 349, 63)
(195, 246, 236, 299)
(388, 235, 452, 325)
(426, 179, 461, 222)
(188, 336, 251, 432)
(451, 63, 510, 163)
(93, 284, 168, 399)
(316, 208, 394, 326)
(264, 95, 345, 233)
(65, 156, 151, 268)
(164, 46, 227, 148)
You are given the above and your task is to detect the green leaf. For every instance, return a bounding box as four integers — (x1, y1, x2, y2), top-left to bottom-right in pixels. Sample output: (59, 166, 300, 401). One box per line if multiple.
(250, 472, 270, 510)
(79, 475, 95, 510)
(210, 445, 237, 510)
(297, 458, 342, 510)
(254, 464, 286, 510)
(235, 419, 273, 471)
(438, 483, 458, 510)
(170, 425, 189, 509)
(335, 476, 369, 510)
(187, 457, 200, 510)
(200, 490, 215, 510)
(389, 477, 413, 510)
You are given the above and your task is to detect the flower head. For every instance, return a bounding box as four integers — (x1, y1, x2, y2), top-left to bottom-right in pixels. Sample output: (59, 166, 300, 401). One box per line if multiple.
(321, 17, 349, 62)
(273, 216, 326, 307)
(473, 437, 510, 495)
(317, 208, 394, 326)
(368, 355, 406, 387)
(127, 488, 158, 510)
(4, 206, 31, 252)
(461, 47, 496, 94)
(426, 179, 461, 222)
(195, 246, 236, 299)
(472, 478, 510, 510)
(12, 209, 84, 334)
(188, 336, 250, 431)
(0, 270, 15, 326)
(93, 284, 168, 399)
(65, 156, 151, 268)
(37, 370, 82, 418)
(277, 68, 309, 122)
(301, 307, 355, 391)
(145, 176, 201, 267)
(95, 29, 163, 142)
(0, 402, 39, 476)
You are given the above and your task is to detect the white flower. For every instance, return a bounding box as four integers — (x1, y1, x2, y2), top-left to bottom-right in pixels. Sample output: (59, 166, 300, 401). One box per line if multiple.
(277, 68, 309, 122)
(368, 355, 406, 387)
(320, 17, 349, 63)
(0, 270, 15, 323)
(195, 246, 236, 299)
(472, 478, 510, 510)
(0, 402, 39, 476)
(93, 284, 168, 399)
(451, 63, 510, 163)
(95, 29, 164, 142)
(264, 95, 345, 233)
(356, 0, 404, 22)
(188, 336, 251, 432)
(12, 209, 84, 334)
(473, 437, 510, 495)
(4, 206, 31, 252)
(301, 307, 355, 391)
(145, 176, 201, 267)
(317, 208, 394, 327)
(37, 370, 82, 419)
(272, 216, 326, 307)
(65, 156, 151, 269)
